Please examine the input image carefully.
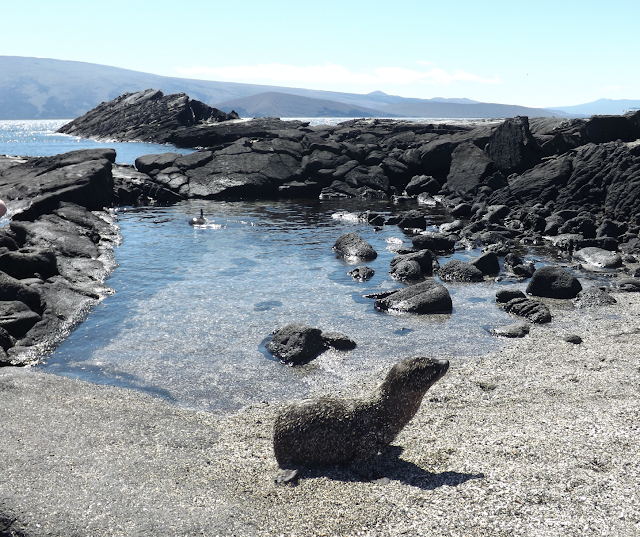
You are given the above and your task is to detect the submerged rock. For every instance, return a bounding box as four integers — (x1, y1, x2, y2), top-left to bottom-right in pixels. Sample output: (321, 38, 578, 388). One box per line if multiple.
(490, 322, 530, 338)
(347, 266, 375, 281)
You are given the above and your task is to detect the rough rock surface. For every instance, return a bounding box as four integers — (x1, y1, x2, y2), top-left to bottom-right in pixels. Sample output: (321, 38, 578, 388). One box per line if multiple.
(503, 297, 552, 323)
(266, 323, 327, 365)
(438, 260, 484, 283)
(0, 150, 120, 366)
(0, 149, 115, 220)
(574, 247, 622, 269)
(57, 89, 239, 143)
(372, 280, 453, 314)
(526, 266, 583, 299)
(490, 321, 530, 338)
(332, 232, 377, 261)
(347, 266, 375, 281)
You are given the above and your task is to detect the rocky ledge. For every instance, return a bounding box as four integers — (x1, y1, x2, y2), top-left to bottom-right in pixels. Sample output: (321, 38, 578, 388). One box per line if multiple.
(0, 149, 119, 365)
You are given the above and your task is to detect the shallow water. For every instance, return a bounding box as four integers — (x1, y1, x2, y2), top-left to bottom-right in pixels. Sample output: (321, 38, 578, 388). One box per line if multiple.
(41, 199, 537, 413)
(0, 120, 600, 414)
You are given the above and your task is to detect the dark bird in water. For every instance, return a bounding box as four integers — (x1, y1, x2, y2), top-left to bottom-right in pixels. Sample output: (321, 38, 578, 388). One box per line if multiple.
(189, 209, 206, 226)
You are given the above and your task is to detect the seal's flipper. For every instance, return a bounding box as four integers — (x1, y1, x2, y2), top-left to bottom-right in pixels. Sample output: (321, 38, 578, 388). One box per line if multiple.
(275, 468, 300, 484)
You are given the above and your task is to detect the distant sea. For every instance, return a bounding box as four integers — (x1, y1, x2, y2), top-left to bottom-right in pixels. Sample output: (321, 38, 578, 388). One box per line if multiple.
(0, 118, 570, 415)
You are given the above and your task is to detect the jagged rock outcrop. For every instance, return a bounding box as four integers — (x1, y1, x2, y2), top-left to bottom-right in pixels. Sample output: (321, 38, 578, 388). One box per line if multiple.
(57, 89, 239, 143)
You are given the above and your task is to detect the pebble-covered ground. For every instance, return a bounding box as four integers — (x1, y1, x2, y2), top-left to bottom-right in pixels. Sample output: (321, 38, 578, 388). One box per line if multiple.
(1, 294, 639, 536)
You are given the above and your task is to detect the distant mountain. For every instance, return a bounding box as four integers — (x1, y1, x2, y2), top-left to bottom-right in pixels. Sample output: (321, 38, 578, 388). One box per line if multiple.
(378, 101, 571, 119)
(550, 98, 640, 116)
(215, 91, 400, 118)
(0, 55, 575, 120)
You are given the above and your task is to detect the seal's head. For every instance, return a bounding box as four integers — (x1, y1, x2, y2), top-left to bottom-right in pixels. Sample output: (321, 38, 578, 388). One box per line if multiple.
(381, 356, 449, 395)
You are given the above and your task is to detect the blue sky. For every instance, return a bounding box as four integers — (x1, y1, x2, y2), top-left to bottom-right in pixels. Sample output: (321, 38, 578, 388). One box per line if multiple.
(2, 0, 639, 107)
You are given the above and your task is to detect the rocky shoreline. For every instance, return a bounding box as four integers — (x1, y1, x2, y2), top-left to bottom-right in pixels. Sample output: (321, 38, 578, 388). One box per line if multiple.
(1, 90, 640, 368)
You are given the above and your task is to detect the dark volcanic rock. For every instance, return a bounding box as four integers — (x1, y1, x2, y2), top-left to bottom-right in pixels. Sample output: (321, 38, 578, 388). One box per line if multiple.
(405, 175, 440, 196)
(169, 117, 309, 149)
(347, 266, 375, 281)
(495, 288, 526, 303)
(616, 278, 640, 292)
(0, 249, 58, 280)
(470, 251, 500, 275)
(412, 232, 456, 253)
(266, 323, 326, 365)
(57, 89, 239, 143)
(574, 287, 617, 308)
(486, 116, 542, 175)
(0, 271, 43, 313)
(389, 259, 423, 282)
(321, 332, 357, 350)
(503, 297, 552, 323)
(445, 141, 495, 194)
(438, 260, 484, 282)
(181, 140, 301, 199)
(373, 279, 452, 314)
(573, 247, 622, 269)
(390, 249, 433, 279)
(0, 149, 115, 221)
(333, 232, 377, 261)
(0, 300, 42, 338)
(526, 266, 582, 299)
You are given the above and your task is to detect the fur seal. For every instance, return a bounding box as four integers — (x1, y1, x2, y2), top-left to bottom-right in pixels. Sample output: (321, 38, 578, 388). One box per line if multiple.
(188, 209, 205, 226)
(273, 356, 449, 483)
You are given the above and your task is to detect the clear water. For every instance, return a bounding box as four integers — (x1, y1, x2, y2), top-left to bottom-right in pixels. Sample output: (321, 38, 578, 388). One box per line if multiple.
(0, 120, 193, 165)
(42, 200, 526, 413)
(0, 120, 595, 414)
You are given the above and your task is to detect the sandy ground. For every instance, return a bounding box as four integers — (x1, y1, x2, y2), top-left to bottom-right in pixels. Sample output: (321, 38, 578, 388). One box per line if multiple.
(1, 293, 639, 536)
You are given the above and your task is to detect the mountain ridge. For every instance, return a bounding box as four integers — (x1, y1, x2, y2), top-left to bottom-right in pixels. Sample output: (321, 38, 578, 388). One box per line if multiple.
(0, 55, 624, 120)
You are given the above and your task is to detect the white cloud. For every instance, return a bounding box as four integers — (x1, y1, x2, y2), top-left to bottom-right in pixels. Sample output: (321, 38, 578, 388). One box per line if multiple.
(174, 62, 501, 87)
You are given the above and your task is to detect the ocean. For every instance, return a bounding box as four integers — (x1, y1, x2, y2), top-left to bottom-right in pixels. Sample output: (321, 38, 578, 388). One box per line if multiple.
(0, 119, 575, 413)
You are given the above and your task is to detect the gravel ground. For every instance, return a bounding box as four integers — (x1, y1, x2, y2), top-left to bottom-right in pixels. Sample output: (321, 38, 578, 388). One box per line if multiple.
(1, 293, 639, 536)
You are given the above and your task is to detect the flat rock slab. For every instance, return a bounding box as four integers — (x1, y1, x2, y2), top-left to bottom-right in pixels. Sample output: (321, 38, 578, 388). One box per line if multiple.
(0, 149, 115, 221)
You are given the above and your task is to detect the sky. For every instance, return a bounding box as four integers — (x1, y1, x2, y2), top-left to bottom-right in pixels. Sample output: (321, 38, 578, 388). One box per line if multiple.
(1, 0, 639, 108)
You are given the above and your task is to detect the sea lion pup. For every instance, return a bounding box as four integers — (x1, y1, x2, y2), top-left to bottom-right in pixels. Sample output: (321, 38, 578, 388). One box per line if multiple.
(273, 356, 449, 483)
(188, 209, 205, 226)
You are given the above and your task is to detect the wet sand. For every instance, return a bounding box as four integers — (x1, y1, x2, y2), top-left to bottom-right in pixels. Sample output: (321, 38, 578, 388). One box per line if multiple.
(1, 293, 639, 536)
